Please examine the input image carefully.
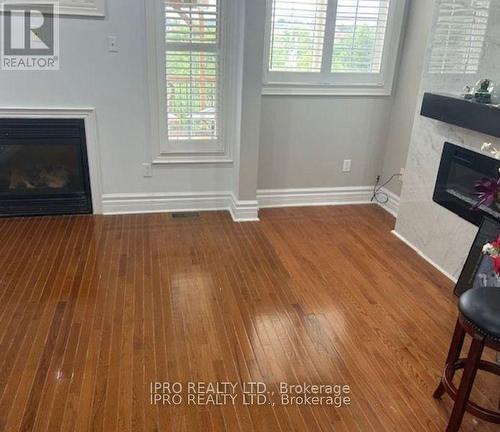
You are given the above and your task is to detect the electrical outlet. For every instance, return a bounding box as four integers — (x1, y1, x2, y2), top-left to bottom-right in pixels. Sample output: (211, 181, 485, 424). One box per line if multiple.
(143, 163, 152, 178)
(399, 167, 405, 181)
(342, 159, 352, 173)
(108, 36, 118, 52)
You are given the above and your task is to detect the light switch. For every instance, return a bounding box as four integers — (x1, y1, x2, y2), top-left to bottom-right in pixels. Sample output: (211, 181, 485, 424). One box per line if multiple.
(342, 159, 352, 173)
(143, 163, 152, 178)
(108, 36, 118, 53)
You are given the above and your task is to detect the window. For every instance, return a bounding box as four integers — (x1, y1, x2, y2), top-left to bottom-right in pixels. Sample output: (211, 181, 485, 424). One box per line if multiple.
(165, 0, 219, 143)
(269, 0, 328, 73)
(331, 0, 389, 73)
(264, 0, 407, 95)
(429, 0, 490, 74)
(146, 0, 242, 162)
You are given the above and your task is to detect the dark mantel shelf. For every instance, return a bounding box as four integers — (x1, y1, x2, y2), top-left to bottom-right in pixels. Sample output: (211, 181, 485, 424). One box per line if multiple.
(420, 92, 500, 138)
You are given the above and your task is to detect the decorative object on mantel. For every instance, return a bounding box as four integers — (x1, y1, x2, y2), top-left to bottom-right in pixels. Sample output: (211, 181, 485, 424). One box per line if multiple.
(461, 85, 474, 101)
(462, 80, 497, 104)
(472, 78, 494, 104)
(491, 82, 500, 106)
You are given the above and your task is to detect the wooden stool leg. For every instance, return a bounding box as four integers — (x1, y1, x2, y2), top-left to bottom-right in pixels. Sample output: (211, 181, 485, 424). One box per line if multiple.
(434, 319, 466, 399)
(445, 334, 485, 432)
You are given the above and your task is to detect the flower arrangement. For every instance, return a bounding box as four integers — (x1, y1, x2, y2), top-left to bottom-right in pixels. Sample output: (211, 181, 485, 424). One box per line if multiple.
(472, 176, 500, 209)
(471, 143, 500, 210)
(482, 237, 500, 274)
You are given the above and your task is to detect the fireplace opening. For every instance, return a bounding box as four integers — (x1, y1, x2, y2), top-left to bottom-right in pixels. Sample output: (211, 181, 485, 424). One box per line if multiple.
(433, 142, 500, 226)
(0, 119, 92, 217)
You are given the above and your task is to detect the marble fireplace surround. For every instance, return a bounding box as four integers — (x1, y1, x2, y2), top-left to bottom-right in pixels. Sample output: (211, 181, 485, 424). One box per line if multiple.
(394, 116, 500, 281)
(394, 0, 500, 281)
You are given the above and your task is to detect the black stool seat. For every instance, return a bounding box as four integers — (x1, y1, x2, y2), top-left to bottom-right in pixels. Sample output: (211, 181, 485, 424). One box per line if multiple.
(434, 287, 500, 431)
(459, 287, 500, 340)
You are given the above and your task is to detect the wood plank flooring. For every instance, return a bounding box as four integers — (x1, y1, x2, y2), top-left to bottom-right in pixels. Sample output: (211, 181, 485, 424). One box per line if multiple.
(0, 205, 498, 432)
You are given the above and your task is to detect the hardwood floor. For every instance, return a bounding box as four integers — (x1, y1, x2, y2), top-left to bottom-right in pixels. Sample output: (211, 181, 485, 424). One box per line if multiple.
(0, 205, 498, 432)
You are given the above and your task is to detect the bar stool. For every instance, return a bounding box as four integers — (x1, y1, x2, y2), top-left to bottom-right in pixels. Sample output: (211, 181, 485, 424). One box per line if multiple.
(433, 287, 500, 432)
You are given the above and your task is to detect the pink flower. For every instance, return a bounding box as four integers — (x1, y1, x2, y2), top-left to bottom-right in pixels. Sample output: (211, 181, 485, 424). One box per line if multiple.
(472, 177, 500, 210)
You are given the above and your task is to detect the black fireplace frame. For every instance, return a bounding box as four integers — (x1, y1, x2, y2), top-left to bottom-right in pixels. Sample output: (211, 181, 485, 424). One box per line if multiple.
(0, 118, 93, 217)
(433, 142, 500, 227)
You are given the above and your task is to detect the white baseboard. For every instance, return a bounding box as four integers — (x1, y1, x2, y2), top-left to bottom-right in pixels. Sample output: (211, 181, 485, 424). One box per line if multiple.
(378, 187, 400, 217)
(257, 186, 374, 208)
(391, 230, 457, 283)
(102, 192, 231, 216)
(102, 192, 259, 223)
(101, 185, 391, 223)
(229, 194, 260, 222)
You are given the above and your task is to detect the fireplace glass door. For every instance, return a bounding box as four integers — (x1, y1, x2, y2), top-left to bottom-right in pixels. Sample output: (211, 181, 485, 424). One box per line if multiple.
(0, 119, 92, 217)
(434, 142, 500, 226)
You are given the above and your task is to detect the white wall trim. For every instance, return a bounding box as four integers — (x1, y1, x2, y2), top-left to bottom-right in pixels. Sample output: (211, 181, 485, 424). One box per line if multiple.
(6, 0, 106, 16)
(229, 194, 260, 222)
(262, 84, 393, 97)
(102, 186, 383, 222)
(257, 186, 374, 208)
(58, 0, 105, 16)
(378, 187, 400, 217)
(0, 107, 104, 214)
(102, 191, 259, 223)
(102, 192, 230, 216)
(391, 230, 457, 283)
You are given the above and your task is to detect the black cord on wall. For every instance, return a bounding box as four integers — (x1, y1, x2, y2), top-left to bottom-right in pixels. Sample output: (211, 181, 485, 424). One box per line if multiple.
(371, 173, 402, 204)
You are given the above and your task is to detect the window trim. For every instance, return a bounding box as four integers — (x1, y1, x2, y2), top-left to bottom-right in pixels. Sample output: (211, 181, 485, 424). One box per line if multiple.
(262, 0, 408, 96)
(145, 0, 242, 164)
(6, 0, 105, 16)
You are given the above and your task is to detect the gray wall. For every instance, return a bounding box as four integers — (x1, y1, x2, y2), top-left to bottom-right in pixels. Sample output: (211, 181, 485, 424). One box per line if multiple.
(258, 0, 434, 194)
(258, 97, 392, 189)
(381, 0, 435, 195)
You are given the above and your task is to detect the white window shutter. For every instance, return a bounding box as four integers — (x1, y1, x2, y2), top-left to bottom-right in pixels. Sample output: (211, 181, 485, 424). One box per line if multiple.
(429, 0, 490, 74)
(269, 0, 329, 72)
(264, 0, 407, 95)
(165, 0, 220, 143)
(332, 0, 391, 73)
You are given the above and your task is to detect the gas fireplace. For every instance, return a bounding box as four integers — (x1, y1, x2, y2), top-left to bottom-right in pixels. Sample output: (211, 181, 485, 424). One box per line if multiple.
(433, 142, 500, 227)
(0, 119, 92, 217)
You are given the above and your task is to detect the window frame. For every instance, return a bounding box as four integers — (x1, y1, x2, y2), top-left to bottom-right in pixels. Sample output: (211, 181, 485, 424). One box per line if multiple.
(145, 0, 242, 163)
(262, 0, 408, 96)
